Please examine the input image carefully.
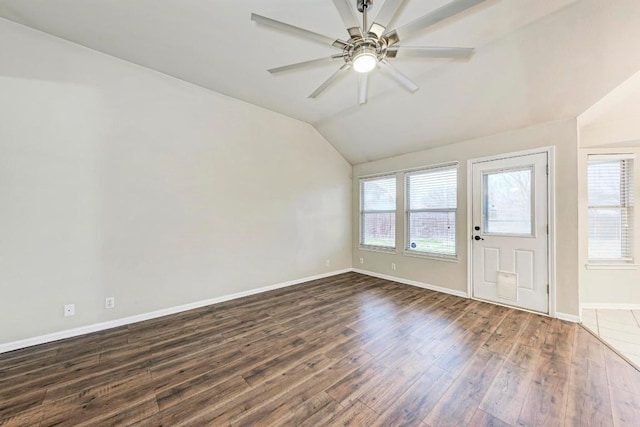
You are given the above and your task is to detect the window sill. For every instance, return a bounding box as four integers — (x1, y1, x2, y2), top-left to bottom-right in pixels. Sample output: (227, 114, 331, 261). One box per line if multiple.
(403, 251, 460, 263)
(585, 263, 639, 270)
(359, 246, 398, 255)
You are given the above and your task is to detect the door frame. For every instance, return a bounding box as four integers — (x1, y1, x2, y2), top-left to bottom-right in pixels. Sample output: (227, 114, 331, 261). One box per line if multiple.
(466, 147, 556, 318)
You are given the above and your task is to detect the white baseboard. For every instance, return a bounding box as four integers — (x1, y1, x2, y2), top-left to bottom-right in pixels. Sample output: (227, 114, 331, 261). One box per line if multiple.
(352, 268, 582, 322)
(351, 268, 469, 298)
(0, 269, 352, 354)
(581, 303, 640, 311)
(556, 312, 581, 323)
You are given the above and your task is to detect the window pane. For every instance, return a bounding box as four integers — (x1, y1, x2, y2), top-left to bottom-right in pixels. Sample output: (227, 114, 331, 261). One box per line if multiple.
(362, 212, 395, 248)
(587, 156, 634, 261)
(361, 176, 396, 248)
(407, 211, 456, 255)
(588, 208, 630, 259)
(362, 177, 396, 211)
(588, 160, 623, 206)
(406, 166, 457, 256)
(408, 169, 457, 210)
(483, 169, 532, 235)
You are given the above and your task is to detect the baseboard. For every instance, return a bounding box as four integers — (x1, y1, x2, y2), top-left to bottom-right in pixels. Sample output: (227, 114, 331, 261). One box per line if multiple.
(556, 312, 581, 323)
(581, 303, 640, 311)
(351, 268, 469, 298)
(0, 268, 352, 354)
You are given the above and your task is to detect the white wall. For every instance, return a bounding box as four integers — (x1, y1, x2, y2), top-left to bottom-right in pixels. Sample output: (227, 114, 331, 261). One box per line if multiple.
(353, 119, 580, 317)
(580, 70, 640, 148)
(0, 19, 352, 344)
(578, 72, 640, 306)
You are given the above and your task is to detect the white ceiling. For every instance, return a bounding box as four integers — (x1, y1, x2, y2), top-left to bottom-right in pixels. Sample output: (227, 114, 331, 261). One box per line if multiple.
(2, 0, 639, 164)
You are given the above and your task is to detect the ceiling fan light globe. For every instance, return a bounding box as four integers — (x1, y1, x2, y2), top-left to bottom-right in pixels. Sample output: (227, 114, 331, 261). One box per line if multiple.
(353, 53, 377, 73)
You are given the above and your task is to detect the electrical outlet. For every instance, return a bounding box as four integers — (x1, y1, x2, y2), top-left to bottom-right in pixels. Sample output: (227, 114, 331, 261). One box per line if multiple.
(325, 259, 331, 267)
(359, 257, 364, 264)
(105, 297, 115, 309)
(391, 263, 397, 271)
(64, 304, 75, 317)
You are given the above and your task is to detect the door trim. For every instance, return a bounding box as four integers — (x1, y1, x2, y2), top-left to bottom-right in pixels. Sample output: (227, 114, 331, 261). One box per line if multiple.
(466, 147, 556, 318)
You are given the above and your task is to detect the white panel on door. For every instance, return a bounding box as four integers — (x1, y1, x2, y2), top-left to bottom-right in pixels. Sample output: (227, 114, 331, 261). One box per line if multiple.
(515, 250, 534, 290)
(483, 248, 499, 284)
(497, 271, 518, 301)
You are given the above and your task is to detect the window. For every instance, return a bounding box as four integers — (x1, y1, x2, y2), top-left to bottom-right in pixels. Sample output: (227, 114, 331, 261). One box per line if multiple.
(483, 167, 533, 236)
(360, 176, 396, 249)
(405, 165, 457, 257)
(588, 155, 634, 262)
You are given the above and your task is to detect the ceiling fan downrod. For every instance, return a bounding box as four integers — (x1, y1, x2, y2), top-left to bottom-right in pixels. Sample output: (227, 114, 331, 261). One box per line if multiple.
(358, 0, 373, 32)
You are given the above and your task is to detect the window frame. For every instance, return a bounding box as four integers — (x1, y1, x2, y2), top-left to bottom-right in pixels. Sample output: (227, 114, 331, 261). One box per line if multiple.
(587, 154, 635, 264)
(404, 164, 459, 259)
(359, 174, 397, 251)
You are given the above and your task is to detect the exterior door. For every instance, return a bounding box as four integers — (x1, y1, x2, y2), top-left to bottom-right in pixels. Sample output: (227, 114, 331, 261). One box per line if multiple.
(471, 152, 549, 314)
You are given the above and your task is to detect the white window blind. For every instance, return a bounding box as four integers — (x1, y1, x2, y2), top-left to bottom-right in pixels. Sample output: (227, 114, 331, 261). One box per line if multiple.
(360, 176, 396, 249)
(588, 155, 634, 261)
(406, 165, 457, 256)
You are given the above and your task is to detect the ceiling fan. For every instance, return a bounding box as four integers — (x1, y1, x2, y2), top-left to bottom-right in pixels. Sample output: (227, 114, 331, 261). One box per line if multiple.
(251, 0, 487, 104)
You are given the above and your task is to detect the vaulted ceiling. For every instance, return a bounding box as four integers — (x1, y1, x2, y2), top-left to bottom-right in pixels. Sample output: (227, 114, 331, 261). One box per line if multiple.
(1, 0, 639, 163)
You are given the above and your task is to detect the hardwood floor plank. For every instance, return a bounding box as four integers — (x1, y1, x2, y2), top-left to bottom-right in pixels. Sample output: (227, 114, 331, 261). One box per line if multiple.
(508, 343, 541, 371)
(517, 314, 551, 348)
(517, 355, 570, 427)
(604, 346, 640, 396)
(324, 400, 379, 426)
(480, 360, 532, 425)
(232, 390, 335, 427)
(373, 364, 456, 426)
(155, 372, 251, 412)
(1, 273, 637, 426)
(424, 348, 506, 427)
(77, 397, 159, 427)
(567, 358, 612, 420)
(540, 318, 576, 364)
(174, 349, 371, 426)
(297, 398, 343, 427)
(468, 408, 512, 427)
(483, 309, 531, 357)
(0, 406, 43, 427)
(574, 325, 606, 368)
(608, 385, 640, 426)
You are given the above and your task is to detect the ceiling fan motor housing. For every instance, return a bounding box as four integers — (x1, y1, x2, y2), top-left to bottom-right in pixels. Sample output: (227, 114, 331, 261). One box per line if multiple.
(346, 36, 387, 67)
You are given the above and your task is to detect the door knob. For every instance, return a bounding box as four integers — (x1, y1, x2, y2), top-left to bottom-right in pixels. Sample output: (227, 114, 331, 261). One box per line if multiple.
(474, 236, 484, 241)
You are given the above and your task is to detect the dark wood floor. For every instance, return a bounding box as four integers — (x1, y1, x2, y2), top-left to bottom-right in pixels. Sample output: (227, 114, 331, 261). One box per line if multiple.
(1, 272, 640, 426)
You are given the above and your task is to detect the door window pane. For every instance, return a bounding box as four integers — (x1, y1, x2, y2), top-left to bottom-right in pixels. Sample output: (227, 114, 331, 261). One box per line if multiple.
(483, 168, 533, 235)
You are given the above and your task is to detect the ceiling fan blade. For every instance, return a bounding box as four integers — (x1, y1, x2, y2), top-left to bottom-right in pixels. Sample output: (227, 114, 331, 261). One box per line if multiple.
(358, 73, 369, 105)
(369, 0, 406, 39)
(385, 0, 487, 45)
(378, 60, 419, 93)
(309, 63, 351, 99)
(268, 56, 343, 74)
(332, 0, 363, 38)
(251, 13, 349, 49)
(386, 46, 475, 59)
